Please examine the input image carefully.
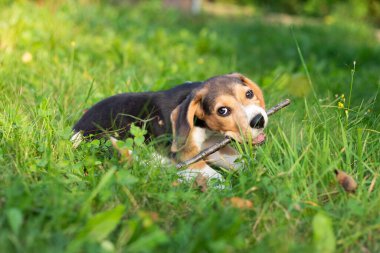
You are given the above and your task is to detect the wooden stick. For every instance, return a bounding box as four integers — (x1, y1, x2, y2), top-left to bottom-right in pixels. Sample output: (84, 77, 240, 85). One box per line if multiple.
(176, 99, 291, 169)
(265, 99, 291, 117)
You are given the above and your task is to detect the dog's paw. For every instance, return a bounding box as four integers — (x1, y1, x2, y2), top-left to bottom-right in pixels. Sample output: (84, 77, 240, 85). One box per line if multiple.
(177, 166, 225, 189)
(178, 167, 223, 181)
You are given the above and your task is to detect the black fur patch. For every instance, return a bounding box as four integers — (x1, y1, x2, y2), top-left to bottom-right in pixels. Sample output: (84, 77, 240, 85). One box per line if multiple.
(73, 82, 203, 141)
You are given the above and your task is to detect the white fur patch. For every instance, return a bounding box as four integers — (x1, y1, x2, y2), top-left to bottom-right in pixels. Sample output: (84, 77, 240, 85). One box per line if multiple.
(70, 131, 83, 148)
(206, 151, 240, 171)
(191, 127, 208, 148)
(151, 152, 171, 165)
(242, 104, 268, 139)
(177, 165, 224, 181)
(243, 104, 268, 128)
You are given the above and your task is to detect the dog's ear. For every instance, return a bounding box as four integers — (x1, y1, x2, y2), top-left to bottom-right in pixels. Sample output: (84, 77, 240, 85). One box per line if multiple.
(170, 89, 204, 152)
(227, 73, 265, 109)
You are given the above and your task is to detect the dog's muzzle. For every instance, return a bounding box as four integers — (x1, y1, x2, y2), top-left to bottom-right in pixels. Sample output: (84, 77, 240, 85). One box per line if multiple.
(250, 113, 265, 129)
(249, 112, 267, 145)
(240, 104, 268, 145)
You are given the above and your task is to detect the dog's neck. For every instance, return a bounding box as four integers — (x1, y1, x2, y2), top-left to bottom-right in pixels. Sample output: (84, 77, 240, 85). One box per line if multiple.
(194, 116, 208, 129)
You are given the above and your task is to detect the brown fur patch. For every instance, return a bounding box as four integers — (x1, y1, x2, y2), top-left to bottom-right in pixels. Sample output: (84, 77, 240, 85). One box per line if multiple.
(227, 73, 265, 108)
(170, 87, 207, 152)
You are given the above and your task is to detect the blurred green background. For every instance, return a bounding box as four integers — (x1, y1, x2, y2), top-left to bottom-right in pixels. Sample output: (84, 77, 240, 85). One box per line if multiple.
(219, 0, 380, 25)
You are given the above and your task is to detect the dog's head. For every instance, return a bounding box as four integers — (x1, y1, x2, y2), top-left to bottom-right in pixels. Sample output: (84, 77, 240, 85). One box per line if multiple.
(171, 73, 267, 152)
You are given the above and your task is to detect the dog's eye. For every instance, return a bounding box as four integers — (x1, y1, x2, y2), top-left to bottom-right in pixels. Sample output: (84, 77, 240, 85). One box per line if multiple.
(246, 90, 254, 99)
(217, 107, 231, 117)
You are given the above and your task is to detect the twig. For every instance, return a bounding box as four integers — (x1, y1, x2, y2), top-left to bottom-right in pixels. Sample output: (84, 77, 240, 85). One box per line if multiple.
(265, 99, 291, 117)
(176, 99, 291, 169)
(176, 137, 232, 169)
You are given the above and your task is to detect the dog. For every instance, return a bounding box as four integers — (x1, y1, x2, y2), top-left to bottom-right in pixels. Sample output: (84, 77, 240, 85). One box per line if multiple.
(71, 73, 267, 181)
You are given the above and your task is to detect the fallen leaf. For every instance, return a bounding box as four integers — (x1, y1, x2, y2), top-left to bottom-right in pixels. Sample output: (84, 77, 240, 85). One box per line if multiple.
(303, 200, 319, 207)
(193, 174, 208, 192)
(368, 174, 377, 193)
(335, 169, 357, 193)
(293, 203, 302, 211)
(171, 181, 180, 187)
(149, 212, 159, 221)
(110, 137, 132, 163)
(225, 197, 253, 209)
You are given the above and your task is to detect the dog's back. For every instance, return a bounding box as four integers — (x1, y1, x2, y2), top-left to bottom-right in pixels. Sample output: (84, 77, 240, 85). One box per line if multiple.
(72, 81, 203, 139)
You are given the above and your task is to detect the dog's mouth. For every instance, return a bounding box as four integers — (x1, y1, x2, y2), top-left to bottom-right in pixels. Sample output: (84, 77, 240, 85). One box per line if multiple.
(252, 132, 266, 145)
(225, 130, 266, 145)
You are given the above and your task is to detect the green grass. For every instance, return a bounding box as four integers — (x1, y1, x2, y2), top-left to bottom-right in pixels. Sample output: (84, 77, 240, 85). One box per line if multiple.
(1, 1, 380, 252)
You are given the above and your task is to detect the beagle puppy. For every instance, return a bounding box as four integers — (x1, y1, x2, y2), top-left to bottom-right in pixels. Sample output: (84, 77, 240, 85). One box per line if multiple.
(71, 73, 267, 180)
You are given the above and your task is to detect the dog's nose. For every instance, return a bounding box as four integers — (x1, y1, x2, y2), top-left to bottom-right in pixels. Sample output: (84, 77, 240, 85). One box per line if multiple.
(250, 114, 265, 129)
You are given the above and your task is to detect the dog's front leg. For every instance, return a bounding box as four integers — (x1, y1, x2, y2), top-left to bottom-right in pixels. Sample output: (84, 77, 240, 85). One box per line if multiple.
(176, 128, 223, 181)
(199, 136, 241, 171)
(205, 145, 241, 171)
(177, 160, 224, 181)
